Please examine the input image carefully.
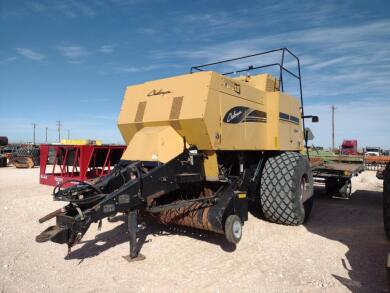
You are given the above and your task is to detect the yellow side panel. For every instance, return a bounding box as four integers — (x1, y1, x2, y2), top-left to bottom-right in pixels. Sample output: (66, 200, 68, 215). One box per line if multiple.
(122, 126, 184, 163)
(203, 151, 219, 181)
(177, 119, 212, 149)
(118, 72, 212, 149)
(264, 92, 280, 149)
(277, 93, 303, 151)
(218, 93, 267, 150)
(234, 74, 280, 92)
(117, 71, 303, 158)
(278, 93, 291, 149)
(289, 96, 303, 150)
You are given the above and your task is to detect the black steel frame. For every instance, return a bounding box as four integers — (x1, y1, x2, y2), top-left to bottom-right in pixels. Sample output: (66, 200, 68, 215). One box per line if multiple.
(190, 48, 306, 143)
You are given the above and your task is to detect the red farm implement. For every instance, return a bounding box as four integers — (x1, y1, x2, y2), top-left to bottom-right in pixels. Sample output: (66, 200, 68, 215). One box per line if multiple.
(40, 144, 126, 188)
(364, 155, 390, 171)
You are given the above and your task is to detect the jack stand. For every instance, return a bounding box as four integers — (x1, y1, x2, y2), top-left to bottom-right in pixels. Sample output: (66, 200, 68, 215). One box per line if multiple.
(122, 210, 145, 262)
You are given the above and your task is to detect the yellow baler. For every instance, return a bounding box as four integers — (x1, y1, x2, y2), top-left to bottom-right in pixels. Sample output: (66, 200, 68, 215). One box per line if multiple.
(37, 48, 315, 262)
(118, 71, 303, 162)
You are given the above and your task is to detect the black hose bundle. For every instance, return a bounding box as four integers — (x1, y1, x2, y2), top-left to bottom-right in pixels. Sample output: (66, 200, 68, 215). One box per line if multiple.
(53, 179, 106, 206)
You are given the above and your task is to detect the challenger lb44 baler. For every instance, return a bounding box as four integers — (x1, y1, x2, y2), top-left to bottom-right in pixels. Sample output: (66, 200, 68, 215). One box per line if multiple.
(36, 48, 317, 261)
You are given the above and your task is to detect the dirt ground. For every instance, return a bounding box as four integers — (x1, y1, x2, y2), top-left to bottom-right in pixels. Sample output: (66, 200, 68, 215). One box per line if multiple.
(0, 167, 387, 292)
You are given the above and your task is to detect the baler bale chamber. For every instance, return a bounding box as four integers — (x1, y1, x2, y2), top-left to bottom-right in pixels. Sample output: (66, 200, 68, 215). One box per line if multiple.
(36, 48, 317, 261)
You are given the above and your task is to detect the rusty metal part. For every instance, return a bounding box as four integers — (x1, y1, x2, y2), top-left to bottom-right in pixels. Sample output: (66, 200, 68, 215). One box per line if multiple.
(147, 195, 216, 213)
(155, 201, 224, 234)
(146, 190, 166, 206)
(364, 155, 390, 164)
(12, 156, 34, 168)
(309, 157, 323, 168)
(38, 208, 65, 223)
(364, 156, 390, 171)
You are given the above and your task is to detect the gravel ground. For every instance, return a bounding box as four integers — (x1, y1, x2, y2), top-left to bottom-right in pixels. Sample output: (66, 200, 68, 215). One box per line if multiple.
(0, 167, 387, 292)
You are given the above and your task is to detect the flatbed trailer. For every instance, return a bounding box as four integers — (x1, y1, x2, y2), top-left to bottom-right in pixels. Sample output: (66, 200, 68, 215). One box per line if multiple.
(310, 158, 363, 198)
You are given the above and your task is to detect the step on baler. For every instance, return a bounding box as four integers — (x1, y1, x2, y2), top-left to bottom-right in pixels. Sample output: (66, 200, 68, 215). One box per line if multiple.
(36, 48, 318, 261)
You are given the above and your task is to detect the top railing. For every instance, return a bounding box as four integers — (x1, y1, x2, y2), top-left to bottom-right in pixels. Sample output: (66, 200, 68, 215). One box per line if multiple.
(190, 48, 301, 93)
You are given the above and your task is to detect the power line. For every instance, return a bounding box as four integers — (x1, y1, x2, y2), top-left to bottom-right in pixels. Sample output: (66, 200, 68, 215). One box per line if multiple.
(32, 123, 37, 145)
(56, 120, 62, 143)
(331, 105, 336, 151)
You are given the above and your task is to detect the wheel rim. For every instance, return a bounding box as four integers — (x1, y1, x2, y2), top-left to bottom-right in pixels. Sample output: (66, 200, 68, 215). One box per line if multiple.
(300, 175, 309, 202)
(232, 220, 242, 239)
(347, 181, 352, 197)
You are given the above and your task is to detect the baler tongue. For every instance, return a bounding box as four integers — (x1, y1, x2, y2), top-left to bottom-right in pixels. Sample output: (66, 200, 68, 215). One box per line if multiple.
(36, 225, 66, 243)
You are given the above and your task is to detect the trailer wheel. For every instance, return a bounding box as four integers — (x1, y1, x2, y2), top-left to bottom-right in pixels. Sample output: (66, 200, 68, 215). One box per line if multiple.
(260, 152, 314, 225)
(224, 214, 242, 244)
(343, 179, 352, 198)
(383, 164, 390, 240)
(325, 178, 352, 198)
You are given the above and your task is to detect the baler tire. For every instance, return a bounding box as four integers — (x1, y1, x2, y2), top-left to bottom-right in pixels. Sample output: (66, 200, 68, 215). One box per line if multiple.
(260, 152, 314, 225)
(383, 164, 390, 240)
(303, 195, 314, 222)
(224, 214, 242, 244)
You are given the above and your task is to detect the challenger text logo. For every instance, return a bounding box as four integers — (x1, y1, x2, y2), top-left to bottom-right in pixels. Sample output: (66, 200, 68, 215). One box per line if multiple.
(147, 89, 171, 96)
(223, 106, 267, 124)
(226, 110, 243, 123)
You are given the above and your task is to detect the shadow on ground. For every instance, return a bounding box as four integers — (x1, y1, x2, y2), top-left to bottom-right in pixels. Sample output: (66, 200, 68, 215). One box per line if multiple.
(67, 214, 235, 262)
(68, 185, 388, 292)
(305, 186, 388, 292)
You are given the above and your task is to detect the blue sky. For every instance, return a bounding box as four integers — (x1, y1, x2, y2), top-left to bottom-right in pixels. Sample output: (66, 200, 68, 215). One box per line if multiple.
(0, 0, 389, 149)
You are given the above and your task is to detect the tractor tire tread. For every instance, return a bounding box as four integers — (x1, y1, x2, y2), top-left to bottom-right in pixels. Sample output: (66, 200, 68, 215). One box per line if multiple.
(260, 152, 313, 226)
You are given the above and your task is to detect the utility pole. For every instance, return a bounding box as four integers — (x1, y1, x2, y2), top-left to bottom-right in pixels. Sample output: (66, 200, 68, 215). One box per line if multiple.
(32, 123, 37, 145)
(67, 129, 70, 140)
(56, 120, 62, 143)
(331, 105, 335, 152)
(45, 127, 48, 143)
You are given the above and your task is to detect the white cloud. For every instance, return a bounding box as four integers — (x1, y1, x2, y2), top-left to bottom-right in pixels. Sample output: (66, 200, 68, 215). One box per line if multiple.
(25, 2, 47, 13)
(57, 45, 87, 58)
(57, 45, 88, 63)
(70, 2, 96, 17)
(98, 64, 165, 75)
(98, 45, 115, 53)
(136, 28, 158, 35)
(52, 1, 95, 18)
(67, 59, 83, 64)
(0, 56, 17, 65)
(153, 19, 390, 63)
(108, 0, 138, 7)
(16, 48, 44, 61)
(176, 10, 252, 41)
